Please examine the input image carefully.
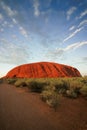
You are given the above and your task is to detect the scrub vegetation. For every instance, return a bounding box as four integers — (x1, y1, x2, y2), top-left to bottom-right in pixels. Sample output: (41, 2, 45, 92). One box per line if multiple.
(2, 76, 87, 110)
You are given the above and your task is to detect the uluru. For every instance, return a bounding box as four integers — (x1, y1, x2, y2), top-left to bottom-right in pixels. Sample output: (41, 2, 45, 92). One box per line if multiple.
(5, 62, 81, 78)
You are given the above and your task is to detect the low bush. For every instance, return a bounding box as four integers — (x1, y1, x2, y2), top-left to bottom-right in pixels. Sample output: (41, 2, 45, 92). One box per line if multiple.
(80, 77, 87, 84)
(80, 85, 87, 96)
(5, 77, 87, 101)
(14, 79, 27, 87)
(66, 89, 77, 98)
(68, 80, 83, 96)
(28, 81, 48, 93)
(7, 78, 17, 84)
(55, 80, 69, 94)
(41, 90, 60, 111)
(69, 80, 82, 89)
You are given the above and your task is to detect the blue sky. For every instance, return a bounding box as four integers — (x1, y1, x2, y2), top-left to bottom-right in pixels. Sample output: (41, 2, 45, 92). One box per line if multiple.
(0, 0, 87, 77)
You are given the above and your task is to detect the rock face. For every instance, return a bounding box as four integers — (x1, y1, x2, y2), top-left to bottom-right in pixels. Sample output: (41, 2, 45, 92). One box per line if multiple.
(5, 62, 81, 78)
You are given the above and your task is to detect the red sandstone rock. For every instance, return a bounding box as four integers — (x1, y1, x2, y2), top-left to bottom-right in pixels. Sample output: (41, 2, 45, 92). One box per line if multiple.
(5, 62, 81, 78)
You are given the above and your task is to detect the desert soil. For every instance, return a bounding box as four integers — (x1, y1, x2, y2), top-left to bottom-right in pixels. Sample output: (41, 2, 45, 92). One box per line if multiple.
(0, 83, 87, 130)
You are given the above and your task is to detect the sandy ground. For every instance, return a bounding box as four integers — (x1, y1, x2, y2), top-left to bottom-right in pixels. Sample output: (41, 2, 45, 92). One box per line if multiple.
(0, 83, 87, 130)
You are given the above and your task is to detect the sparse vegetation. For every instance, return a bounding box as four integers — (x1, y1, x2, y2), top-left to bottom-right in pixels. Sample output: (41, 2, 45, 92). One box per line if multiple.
(14, 79, 27, 87)
(5, 77, 87, 108)
(66, 89, 78, 98)
(54, 79, 69, 94)
(7, 78, 17, 84)
(41, 89, 60, 111)
(80, 85, 87, 97)
(27, 80, 48, 93)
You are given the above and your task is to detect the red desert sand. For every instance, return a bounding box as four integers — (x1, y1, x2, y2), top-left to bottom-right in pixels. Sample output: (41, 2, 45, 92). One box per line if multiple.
(0, 83, 87, 130)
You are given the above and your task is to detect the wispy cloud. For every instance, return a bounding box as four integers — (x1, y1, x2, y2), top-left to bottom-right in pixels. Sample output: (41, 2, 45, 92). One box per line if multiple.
(33, 0, 40, 17)
(80, 9, 87, 18)
(69, 25, 75, 31)
(47, 48, 64, 59)
(1, 1, 18, 26)
(19, 26, 29, 38)
(78, 19, 87, 27)
(77, 9, 87, 19)
(65, 41, 87, 51)
(67, 6, 77, 20)
(12, 18, 18, 24)
(2, 21, 8, 27)
(47, 41, 87, 59)
(0, 39, 30, 65)
(63, 27, 83, 42)
(1, 1, 17, 17)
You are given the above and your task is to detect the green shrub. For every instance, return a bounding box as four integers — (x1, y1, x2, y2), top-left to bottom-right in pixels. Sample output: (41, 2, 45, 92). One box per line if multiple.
(41, 90, 60, 111)
(14, 80, 27, 87)
(80, 77, 87, 85)
(66, 89, 78, 98)
(41, 90, 53, 102)
(5, 77, 87, 100)
(7, 78, 17, 84)
(28, 81, 48, 93)
(55, 80, 69, 94)
(69, 80, 82, 89)
(44, 85, 55, 91)
(64, 80, 83, 98)
(80, 85, 87, 96)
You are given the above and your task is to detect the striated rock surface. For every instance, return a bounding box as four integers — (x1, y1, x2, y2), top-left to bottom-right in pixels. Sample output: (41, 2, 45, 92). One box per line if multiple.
(5, 62, 81, 78)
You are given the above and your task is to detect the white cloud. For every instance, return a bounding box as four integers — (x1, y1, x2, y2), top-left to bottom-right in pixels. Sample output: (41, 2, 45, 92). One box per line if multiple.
(78, 19, 87, 27)
(12, 18, 17, 24)
(19, 26, 28, 38)
(76, 9, 87, 20)
(63, 27, 83, 42)
(1, 2, 17, 17)
(2, 21, 8, 27)
(67, 6, 77, 20)
(0, 13, 3, 20)
(65, 41, 87, 51)
(79, 9, 87, 19)
(80, 9, 87, 18)
(0, 39, 30, 65)
(33, 0, 40, 17)
(47, 41, 87, 59)
(1, 20, 14, 28)
(69, 25, 75, 31)
(1, 2, 18, 27)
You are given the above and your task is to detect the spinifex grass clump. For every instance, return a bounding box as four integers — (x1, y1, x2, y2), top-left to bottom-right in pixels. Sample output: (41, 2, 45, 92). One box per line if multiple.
(41, 86, 60, 111)
(54, 79, 69, 94)
(27, 80, 49, 93)
(14, 79, 27, 87)
(80, 85, 87, 97)
(65, 80, 83, 98)
(7, 78, 17, 84)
